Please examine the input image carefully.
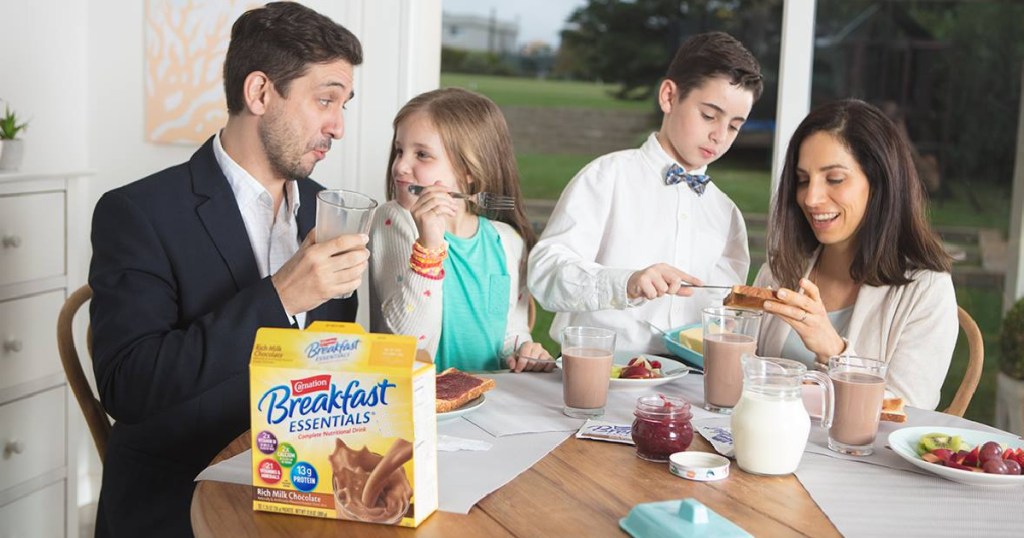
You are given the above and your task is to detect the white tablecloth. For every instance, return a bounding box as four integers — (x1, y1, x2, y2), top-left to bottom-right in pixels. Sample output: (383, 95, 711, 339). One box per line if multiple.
(796, 452, 1024, 537)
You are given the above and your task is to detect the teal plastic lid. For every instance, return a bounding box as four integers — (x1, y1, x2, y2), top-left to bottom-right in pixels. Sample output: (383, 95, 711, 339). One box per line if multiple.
(619, 498, 752, 538)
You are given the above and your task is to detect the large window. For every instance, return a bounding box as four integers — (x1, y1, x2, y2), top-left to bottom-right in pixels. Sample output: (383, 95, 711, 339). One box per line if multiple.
(813, 1, 1024, 426)
(438, 0, 1024, 427)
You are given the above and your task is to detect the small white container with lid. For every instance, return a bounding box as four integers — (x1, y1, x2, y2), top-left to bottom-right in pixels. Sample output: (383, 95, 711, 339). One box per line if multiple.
(668, 452, 730, 482)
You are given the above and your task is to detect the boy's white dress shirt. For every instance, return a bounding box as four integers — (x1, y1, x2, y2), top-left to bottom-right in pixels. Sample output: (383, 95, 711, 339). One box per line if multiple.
(528, 133, 750, 354)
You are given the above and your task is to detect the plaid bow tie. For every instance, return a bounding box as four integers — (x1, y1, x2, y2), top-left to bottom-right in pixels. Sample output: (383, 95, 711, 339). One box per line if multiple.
(665, 164, 711, 196)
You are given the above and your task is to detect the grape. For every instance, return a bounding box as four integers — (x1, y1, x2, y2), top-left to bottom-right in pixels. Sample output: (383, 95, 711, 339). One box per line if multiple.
(978, 441, 1002, 463)
(1004, 459, 1022, 475)
(982, 458, 1008, 474)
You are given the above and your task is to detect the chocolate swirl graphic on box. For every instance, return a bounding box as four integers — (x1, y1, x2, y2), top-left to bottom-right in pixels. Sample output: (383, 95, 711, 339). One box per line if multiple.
(329, 438, 413, 524)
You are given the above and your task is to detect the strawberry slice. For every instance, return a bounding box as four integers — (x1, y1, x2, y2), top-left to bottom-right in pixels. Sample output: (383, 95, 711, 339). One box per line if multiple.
(944, 460, 972, 471)
(963, 445, 981, 467)
(621, 364, 653, 379)
(1003, 448, 1015, 461)
(650, 359, 662, 369)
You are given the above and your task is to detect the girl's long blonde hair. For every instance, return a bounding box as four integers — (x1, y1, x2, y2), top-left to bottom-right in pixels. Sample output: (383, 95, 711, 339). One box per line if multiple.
(386, 88, 537, 271)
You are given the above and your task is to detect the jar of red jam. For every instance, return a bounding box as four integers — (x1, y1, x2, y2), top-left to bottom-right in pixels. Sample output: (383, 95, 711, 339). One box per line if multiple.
(631, 394, 693, 462)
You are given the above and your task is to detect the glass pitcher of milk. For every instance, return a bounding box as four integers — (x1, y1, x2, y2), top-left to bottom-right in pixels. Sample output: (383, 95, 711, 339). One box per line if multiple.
(731, 355, 834, 475)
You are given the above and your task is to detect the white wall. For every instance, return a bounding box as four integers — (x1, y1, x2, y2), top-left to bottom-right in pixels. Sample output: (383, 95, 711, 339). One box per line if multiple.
(85, 0, 440, 216)
(1, 0, 441, 518)
(0, 0, 90, 172)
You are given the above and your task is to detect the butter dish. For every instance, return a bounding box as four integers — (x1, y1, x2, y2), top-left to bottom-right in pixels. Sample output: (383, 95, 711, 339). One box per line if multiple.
(619, 498, 751, 538)
(663, 323, 704, 370)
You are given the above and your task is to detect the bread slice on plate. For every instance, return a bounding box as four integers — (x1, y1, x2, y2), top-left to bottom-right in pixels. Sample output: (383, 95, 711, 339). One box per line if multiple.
(880, 397, 907, 423)
(436, 368, 496, 413)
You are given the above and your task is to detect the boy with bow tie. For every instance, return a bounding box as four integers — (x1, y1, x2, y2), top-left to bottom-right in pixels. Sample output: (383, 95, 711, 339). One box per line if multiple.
(528, 32, 763, 354)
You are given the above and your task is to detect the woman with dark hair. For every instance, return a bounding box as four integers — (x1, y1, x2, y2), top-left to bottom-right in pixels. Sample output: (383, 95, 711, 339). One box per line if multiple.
(756, 99, 957, 409)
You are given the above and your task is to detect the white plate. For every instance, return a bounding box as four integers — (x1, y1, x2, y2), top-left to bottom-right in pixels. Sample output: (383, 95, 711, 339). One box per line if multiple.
(437, 395, 486, 422)
(888, 426, 1024, 486)
(609, 353, 690, 391)
(554, 353, 690, 391)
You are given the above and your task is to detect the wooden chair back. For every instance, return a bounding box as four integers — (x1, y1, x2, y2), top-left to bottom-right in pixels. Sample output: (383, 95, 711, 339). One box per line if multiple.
(56, 285, 111, 461)
(942, 306, 985, 417)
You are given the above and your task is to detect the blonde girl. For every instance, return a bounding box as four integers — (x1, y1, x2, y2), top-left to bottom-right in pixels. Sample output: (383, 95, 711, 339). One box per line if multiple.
(369, 88, 551, 372)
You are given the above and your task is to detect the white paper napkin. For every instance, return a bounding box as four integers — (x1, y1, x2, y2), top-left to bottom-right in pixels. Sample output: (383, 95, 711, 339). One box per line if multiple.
(692, 416, 735, 457)
(437, 434, 492, 452)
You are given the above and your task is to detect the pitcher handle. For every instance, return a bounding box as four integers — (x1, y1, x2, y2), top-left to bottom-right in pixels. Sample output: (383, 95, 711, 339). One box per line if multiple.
(803, 371, 834, 429)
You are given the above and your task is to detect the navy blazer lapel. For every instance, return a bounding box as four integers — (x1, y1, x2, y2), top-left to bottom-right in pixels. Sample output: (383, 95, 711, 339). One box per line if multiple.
(296, 180, 321, 243)
(191, 137, 261, 290)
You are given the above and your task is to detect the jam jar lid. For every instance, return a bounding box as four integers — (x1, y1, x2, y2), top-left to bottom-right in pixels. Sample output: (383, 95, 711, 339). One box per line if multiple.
(634, 394, 693, 420)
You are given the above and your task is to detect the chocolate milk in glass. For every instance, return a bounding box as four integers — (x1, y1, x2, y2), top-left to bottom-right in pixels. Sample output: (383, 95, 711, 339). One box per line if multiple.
(701, 307, 762, 414)
(703, 333, 757, 410)
(562, 347, 614, 409)
(829, 371, 885, 446)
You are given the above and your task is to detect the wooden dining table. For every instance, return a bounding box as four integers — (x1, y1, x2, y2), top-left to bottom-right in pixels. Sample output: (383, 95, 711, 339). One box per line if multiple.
(191, 429, 840, 537)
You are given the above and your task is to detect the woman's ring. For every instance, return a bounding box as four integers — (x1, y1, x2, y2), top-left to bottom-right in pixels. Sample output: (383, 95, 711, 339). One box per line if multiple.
(799, 312, 808, 322)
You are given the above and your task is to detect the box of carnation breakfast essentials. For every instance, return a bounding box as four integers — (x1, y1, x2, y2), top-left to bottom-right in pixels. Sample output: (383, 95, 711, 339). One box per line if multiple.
(249, 321, 437, 527)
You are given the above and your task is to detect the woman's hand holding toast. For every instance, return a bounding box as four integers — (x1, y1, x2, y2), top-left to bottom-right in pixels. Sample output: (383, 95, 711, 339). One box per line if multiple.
(763, 278, 846, 365)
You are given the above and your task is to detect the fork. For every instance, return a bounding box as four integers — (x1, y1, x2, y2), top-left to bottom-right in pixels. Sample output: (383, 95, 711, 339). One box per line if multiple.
(407, 184, 516, 211)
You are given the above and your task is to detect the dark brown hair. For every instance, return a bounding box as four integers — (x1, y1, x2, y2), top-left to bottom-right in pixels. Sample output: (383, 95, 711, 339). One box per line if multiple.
(223, 2, 363, 114)
(665, 31, 763, 102)
(386, 88, 537, 275)
(767, 99, 952, 288)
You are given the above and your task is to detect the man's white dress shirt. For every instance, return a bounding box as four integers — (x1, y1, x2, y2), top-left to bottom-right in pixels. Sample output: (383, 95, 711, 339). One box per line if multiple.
(213, 131, 306, 328)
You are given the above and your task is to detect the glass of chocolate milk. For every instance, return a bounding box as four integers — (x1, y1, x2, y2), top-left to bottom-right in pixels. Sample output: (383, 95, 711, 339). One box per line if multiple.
(701, 307, 762, 414)
(827, 355, 888, 456)
(561, 326, 616, 418)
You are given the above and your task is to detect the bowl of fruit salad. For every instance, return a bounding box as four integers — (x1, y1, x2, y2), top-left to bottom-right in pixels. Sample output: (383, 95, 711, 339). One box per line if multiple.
(888, 426, 1024, 486)
(608, 353, 691, 391)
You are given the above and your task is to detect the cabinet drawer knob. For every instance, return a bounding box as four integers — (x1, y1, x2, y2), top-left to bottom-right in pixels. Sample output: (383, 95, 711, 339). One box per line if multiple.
(4, 440, 25, 455)
(1, 234, 21, 248)
(3, 339, 22, 353)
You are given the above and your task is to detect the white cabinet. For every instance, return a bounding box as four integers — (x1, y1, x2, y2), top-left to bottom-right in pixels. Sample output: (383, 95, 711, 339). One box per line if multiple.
(0, 481, 66, 538)
(0, 171, 89, 538)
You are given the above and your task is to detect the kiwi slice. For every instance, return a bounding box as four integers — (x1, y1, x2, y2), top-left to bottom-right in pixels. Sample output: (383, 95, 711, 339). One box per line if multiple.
(917, 433, 963, 454)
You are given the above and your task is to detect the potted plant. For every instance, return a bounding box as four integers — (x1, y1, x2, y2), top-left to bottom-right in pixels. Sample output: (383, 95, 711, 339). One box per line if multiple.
(0, 100, 29, 171)
(997, 298, 1024, 434)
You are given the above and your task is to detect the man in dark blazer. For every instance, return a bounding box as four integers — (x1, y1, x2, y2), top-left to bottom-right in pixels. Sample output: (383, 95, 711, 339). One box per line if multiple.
(88, 4, 367, 536)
